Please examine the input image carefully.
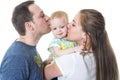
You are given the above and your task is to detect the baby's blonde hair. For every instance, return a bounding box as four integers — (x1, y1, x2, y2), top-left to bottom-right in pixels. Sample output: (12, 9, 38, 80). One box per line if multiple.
(50, 11, 68, 24)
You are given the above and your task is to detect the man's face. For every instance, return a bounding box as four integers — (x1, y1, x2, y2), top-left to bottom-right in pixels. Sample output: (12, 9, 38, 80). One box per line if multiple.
(28, 4, 51, 35)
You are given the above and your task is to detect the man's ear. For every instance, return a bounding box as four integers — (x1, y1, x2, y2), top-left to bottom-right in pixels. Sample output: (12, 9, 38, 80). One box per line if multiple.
(25, 22, 34, 32)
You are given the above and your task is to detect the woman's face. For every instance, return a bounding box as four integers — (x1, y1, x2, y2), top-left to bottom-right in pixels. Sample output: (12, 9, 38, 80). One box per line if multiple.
(67, 13, 85, 44)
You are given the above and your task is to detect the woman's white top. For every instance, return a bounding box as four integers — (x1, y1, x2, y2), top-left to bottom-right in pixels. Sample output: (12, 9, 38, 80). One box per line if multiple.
(55, 52, 96, 80)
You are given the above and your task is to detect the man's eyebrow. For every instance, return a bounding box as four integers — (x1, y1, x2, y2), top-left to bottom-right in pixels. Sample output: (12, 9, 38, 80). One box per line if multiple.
(38, 11, 44, 16)
(40, 11, 43, 14)
(38, 10, 43, 15)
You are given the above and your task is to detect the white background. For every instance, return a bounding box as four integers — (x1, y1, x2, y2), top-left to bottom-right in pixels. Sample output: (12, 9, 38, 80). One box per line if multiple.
(0, 0, 120, 74)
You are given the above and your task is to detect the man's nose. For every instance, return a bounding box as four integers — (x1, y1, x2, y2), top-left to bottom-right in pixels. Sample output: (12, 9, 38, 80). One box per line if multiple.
(45, 15, 50, 21)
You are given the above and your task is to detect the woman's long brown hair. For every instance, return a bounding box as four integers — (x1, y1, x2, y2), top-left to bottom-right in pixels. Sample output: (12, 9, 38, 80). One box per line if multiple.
(80, 9, 119, 80)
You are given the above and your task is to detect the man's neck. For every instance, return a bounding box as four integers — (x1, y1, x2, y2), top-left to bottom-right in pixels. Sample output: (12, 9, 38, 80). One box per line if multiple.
(17, 36, 37, 46)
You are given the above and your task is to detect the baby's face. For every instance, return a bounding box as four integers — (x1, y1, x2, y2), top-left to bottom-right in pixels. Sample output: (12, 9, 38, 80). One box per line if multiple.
(50, 18, 68, 38)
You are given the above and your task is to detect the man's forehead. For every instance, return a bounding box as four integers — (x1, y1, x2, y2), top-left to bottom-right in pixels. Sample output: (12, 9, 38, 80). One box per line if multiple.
(28, 4, 43, 14)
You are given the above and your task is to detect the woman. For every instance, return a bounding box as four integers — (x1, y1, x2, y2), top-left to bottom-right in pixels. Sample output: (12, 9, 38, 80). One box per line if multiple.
(44, 9, 119, 80)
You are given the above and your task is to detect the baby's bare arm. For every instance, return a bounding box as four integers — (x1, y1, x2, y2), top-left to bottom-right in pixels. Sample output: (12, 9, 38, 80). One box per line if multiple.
(52, 45, 84, 57)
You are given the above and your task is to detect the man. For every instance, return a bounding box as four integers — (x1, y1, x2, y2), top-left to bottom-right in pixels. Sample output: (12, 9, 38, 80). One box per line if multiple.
(0, 1, 50, 80)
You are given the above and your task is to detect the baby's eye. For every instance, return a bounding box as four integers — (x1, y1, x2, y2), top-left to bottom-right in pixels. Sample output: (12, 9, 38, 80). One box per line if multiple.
(53, 28, 57, 30)
(60, 26, 65, 28)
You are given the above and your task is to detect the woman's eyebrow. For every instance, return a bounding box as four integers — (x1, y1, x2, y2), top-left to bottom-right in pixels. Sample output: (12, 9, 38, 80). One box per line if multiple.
(73, 19, 76, 23)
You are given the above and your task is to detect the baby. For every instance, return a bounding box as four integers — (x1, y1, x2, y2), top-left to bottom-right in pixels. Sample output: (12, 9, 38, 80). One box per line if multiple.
(48, 11, 83, 61)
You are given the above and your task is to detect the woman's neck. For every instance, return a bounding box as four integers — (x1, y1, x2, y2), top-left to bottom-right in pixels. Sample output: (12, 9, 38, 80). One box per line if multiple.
(77, 40, 91, 51)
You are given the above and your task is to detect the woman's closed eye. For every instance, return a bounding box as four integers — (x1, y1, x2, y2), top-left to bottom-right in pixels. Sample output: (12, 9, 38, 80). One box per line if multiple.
(72, 23, 75, 27)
